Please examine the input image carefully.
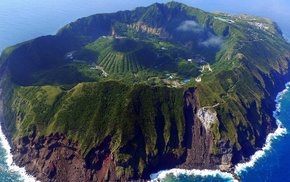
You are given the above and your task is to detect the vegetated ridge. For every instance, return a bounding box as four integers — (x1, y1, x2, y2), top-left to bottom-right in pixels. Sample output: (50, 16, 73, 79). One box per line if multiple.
(0, 2, 290, 181)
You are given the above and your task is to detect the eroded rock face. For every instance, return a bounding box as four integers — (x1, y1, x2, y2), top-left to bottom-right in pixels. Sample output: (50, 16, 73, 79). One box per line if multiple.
(180, 88, 221, 169)
(10, 88, 224, 182)
(12, 133, 117, 182)
(7, 86, 278, 181)
(218, 140, 234, 171)
(197, 107, 218, 132)
(130, 23, 162, 34)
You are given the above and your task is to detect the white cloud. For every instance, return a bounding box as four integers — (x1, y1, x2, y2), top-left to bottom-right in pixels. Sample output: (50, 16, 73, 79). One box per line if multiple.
(177, 20, 203, 32)
(199, 35, 224, 48)
(177, 21, 224, 49)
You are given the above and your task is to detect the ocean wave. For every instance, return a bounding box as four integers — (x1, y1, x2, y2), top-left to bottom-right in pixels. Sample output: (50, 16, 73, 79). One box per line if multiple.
(274, 83, 290, 113)
(150, 168, 237, 182)
(275, 82, 290, 103)
(235, 82, 289, 174)
(0, 124, 39, 182)
(234, 124, 287, 174)
(151, 83, 290, 181)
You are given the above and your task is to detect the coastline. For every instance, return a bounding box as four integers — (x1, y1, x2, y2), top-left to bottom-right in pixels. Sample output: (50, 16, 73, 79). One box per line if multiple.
(0, 77, 288, 182)
(0, 83, 288, 182)
(0, 90, 39, 182)
(150, 82, 290, 182)
(0, 1, 289, 181)
(234, 82, 289, 175)
(0, 3, 289, 180)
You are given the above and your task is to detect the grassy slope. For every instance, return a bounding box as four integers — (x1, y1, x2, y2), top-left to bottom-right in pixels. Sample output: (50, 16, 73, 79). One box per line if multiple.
(6, 81, 185, 178)
(1, 2, 290, 177)
(197, 14, 290, 154)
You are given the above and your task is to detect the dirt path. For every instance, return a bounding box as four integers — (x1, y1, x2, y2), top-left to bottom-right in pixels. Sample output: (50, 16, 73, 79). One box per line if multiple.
(96, 65, 109, 77)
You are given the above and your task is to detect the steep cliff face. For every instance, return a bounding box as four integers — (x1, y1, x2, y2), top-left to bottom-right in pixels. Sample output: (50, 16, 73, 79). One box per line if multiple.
(12, 133, 89, 182)
(12, 132, 118, 182)
(180, 88, 236, 171)
(181, 88, 218, 169)
(1, 2, 290, 182)
(4, 82, 187, 181)
(4, 71, 290, 181)
(10, 87, 221, 182)
(231, 67, 290, 164)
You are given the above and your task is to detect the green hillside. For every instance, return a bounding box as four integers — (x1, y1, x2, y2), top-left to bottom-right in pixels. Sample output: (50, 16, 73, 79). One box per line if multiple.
(1, 2, 290, 181)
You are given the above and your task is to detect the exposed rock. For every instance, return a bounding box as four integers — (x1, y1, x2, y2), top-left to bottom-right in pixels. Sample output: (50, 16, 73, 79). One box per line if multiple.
(129, 22, 163, 35)
(47, 162, 56, 178)
(179, 88, 221, 169)
(9, 87, 222, 181)
(1, 2, 290, 182)
(197, 107, 218, 132)
(12, 133, 117, 182)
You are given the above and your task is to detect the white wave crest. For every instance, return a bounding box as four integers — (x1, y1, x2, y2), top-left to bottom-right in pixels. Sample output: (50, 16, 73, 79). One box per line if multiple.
(151, 82, 290, 181)
(150, 168, 237, 182)
(234, 124, 287, 174)
(235, 82, 289, 174)
(274, 83, 290, 113)
(275, 82, 290, 103)
(0, 124, 40, 182)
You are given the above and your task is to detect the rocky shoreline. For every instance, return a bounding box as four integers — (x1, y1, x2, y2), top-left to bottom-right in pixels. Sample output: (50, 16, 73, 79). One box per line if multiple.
(0, 2, 289, 181)
(11, 131, 121, 182)
(3, 85, 283, 182)
(0, 69, 288, 182)
(0, 89, 12, 147)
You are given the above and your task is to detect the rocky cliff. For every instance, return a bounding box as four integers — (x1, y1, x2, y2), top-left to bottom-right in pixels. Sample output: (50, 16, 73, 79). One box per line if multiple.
(1, 2, 290, 182)
(10, 87, 221, 182)
(180, 88, 219, 169)
(12, 131, 122, 182)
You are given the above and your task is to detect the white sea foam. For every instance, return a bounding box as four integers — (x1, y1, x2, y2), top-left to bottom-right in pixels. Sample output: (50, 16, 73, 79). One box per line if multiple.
(150, 168, 237, 182)
(275, 83, 290, 103)
(150, 83, 290, 181)
(274, 83, 290, 115)
(0, 124, 39, 182)
(234, 82, 290, 174)
(234, 123, 287, 174)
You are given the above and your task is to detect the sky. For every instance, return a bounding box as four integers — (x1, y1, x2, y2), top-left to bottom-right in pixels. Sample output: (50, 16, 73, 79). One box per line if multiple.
(80, 0, 290, 19)
(45, 0, 290, 39)
(0, 0, 289, 52)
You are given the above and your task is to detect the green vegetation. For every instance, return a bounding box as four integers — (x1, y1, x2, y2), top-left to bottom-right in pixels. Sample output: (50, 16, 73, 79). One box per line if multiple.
(1, 1, 290, 179)
(6, 80, 185, 177)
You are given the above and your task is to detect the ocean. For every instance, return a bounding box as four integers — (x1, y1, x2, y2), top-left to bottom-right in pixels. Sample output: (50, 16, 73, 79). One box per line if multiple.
(0, 1, 289, 181)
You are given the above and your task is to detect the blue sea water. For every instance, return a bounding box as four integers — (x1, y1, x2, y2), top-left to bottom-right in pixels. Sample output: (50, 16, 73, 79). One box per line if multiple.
(0, 1, 290, 181)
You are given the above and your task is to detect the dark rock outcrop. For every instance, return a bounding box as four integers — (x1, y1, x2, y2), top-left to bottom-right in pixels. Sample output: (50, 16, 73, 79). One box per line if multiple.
(12, 132, 118, 182)
(1, 2, 290, 182)
(180, 88, 220, 169)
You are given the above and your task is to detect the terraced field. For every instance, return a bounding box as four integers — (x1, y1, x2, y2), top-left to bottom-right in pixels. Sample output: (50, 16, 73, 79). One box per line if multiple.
(74, 37, 201, 79)
(98, 52, 144, 74)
